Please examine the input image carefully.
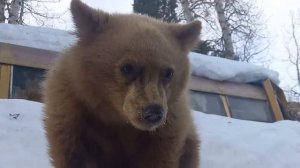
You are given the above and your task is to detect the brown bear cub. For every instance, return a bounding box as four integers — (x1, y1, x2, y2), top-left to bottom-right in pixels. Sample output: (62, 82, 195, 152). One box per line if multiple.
(43, 0, 201, 167)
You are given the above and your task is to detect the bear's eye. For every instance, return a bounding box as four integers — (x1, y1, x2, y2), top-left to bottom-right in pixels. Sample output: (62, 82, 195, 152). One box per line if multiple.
(121, 63, 135, 76)
(162, 68, 174, 83)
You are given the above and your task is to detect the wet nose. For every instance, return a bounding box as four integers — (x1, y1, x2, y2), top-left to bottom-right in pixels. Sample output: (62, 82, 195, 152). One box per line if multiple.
(142, 104, 164, 123)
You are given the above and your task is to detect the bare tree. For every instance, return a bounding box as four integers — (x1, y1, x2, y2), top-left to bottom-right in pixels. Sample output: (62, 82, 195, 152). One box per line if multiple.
(179, 0, 194, 22)
(214, 0, 234, 59)
(8, 0, 22, 24)
(0, 0, 6, 22)
(286, 11, 300, 97)
(0, 0, 62, 26)
(179, 0, 266, 61)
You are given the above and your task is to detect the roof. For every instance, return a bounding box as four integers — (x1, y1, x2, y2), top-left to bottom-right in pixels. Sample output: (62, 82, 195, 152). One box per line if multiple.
(0, 23, 76, 52)
(189, 52, 280, 84)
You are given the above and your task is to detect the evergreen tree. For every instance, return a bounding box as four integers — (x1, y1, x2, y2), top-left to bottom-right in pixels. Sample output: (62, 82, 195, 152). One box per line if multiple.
(133, 0, 161, 19)
(160, 0, 178, 22)
(133, 0, 178, 22)
(192, 41, 214, 55)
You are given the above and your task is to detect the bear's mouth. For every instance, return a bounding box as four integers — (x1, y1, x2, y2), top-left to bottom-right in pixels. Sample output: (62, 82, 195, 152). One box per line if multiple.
(132, 120, 165, 131)
(129, 112, 167, 131)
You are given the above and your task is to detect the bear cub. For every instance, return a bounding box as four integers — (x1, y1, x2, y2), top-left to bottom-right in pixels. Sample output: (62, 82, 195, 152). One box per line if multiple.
(43, 0, 201, 167)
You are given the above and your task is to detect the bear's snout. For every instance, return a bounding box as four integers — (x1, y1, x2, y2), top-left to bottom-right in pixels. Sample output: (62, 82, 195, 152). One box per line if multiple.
(142, 104, 164, 123)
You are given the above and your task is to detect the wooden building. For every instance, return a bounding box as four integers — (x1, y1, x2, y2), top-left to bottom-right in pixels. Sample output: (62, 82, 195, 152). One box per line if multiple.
(0, 23, 75, 101)
(0, 23, 289, 122)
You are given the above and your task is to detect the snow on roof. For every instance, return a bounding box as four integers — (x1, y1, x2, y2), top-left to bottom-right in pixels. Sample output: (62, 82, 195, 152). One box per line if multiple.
(1, 99, 300, 168)
(189, 52, 280, 84)
(0, 23, 76, 52)
(0, 23, 279, 84)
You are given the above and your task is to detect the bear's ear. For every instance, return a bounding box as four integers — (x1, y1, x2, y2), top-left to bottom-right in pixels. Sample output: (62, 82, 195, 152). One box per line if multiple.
(70, 0, 109, 39)
(170, 21, 202, 51)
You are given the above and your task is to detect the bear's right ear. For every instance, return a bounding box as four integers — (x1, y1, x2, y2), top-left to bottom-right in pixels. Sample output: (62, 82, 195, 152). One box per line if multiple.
(70, 0, 109, 39)
(170, 21, 202, 52)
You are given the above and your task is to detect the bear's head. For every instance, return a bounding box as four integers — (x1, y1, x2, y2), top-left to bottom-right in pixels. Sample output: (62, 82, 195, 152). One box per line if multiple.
(67, 0, 201, 131)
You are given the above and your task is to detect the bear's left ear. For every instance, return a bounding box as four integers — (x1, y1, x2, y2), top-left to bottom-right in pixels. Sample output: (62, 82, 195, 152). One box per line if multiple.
(70, 0, 109, 39)
(170, 21, 202, 51)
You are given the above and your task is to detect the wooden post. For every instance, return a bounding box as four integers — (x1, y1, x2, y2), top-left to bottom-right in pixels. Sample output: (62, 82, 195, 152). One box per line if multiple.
(0, 64, 11, 98)
(263, 79, 284, 121)
(271, 82, 289, 119)
(220, 95, 232, 117)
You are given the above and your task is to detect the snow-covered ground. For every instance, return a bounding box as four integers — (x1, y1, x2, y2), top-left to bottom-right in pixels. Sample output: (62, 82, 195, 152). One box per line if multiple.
(0, 100, 50, 168)
(1, 99, 300, 168)
(194, 112, 300, 168)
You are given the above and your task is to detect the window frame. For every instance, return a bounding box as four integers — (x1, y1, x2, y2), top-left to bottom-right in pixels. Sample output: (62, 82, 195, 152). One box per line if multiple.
(0, 64, 11, 99)
(0, 42, 57, 99)
(190, 90, 228, 116)
(189, 76, 285, 122)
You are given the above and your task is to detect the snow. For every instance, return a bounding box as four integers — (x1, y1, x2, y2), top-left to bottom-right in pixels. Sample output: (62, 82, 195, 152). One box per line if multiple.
(1, 99, 300, 168)
(0, 23, 76, 52)
(189, 52, 280, 84)
(193, 111, 300, 168)
(0, 99, 51, 168)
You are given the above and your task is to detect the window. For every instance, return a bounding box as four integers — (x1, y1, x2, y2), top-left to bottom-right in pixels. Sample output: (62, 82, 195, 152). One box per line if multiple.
(11, 65, 45, 102)
(227, 96, 274, 122)
(190, 91, 226, 116)
(189, 90, 276, 122)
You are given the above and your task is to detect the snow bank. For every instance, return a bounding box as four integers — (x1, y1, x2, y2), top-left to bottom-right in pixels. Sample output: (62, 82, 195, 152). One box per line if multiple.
(189, 52, 280, 84)
(1, 99, 300, 168)
(193, 111, 300, 168)
(0, 99, 51, 168)
(0, 23, 76, 52)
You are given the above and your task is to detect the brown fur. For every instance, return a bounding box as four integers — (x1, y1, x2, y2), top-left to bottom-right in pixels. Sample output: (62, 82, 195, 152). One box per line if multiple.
(43, 0, 201, 167)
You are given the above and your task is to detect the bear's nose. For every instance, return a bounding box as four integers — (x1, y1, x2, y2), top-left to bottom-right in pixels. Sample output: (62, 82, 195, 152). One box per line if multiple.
(142, 104, 164, 123)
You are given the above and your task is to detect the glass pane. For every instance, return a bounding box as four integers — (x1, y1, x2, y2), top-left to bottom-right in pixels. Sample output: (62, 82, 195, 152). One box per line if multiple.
(11, 65, 46, 102)
(190, 91, 226, 116)
(227, 96, 274, 122)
